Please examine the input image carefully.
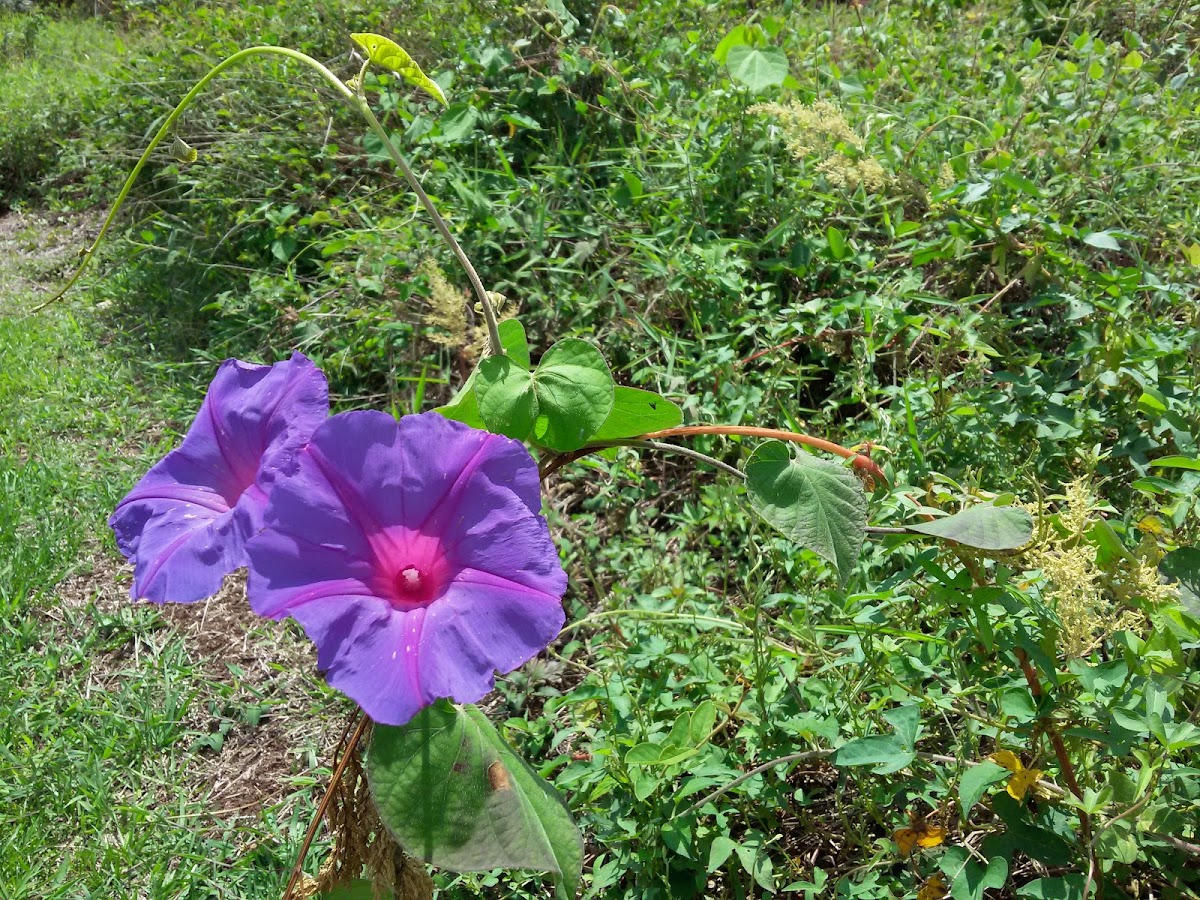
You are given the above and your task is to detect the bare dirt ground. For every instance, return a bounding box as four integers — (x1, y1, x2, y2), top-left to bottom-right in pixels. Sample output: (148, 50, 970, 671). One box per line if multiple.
(53, 552, 343, 832)
(0, 207, 101, 308)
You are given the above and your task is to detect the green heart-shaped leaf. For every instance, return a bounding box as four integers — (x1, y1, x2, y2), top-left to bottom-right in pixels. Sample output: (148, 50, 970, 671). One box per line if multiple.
(725, 45, 789, 92)
(832, 735, 911, 775)
(941, 847, 1008, 900)
(476, 355, 537, 440)
(433, 102, 480, 143)
(531, 338, 614, 451)
(590, 386, 682, 441)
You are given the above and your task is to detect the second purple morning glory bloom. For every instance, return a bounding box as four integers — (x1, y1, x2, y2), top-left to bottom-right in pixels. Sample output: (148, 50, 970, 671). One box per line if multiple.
(109, 353, 329, 603)
(246, 410, 568, 725)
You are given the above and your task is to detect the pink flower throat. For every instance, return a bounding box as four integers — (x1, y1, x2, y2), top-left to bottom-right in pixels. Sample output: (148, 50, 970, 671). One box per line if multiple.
(390, 563, 442, 608)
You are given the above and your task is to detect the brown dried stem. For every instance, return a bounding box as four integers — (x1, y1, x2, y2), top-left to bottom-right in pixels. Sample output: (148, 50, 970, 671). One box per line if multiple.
(1012, 646, 1096, 889)
(281, 711, 370, 900)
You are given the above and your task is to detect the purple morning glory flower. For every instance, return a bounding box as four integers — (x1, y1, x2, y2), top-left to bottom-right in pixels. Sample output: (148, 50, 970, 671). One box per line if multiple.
(110, 353, 329, 603)
(245, 410, 568, 725)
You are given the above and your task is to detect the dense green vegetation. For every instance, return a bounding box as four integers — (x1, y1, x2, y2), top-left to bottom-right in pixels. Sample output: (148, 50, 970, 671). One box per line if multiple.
(2, 0, 1198, 897)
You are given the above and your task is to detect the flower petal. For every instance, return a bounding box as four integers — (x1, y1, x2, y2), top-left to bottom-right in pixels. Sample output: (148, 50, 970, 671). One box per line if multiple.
(110, 353, 328, 602)
(419, 570, 566, 703)
(245, 409, 567, 724)
(289, 409, 543, 534)
(290, 597, 429, 725)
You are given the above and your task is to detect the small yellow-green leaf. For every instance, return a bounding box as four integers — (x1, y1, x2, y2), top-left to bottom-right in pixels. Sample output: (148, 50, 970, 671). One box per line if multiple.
(351, 33, 447, 105)
(170, 136, 198, 164)
(1121, 50, 1144, 70)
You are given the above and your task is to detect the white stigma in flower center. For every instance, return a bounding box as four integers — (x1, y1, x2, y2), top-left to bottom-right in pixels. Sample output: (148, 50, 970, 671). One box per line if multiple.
(399, 566, 422, 593)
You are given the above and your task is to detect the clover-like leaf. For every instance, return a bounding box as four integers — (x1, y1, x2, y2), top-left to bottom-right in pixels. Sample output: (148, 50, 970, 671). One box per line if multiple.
(351, 33, 447, 105)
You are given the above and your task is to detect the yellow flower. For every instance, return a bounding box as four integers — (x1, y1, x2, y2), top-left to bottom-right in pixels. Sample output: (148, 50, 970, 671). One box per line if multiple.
(893, 809, 946, 856)
(919, 873, 948, 900)
(988, 750, 1042, 802)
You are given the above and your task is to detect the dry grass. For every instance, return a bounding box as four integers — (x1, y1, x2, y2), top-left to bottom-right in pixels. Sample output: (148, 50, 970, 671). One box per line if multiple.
(53, 545, 349, 834)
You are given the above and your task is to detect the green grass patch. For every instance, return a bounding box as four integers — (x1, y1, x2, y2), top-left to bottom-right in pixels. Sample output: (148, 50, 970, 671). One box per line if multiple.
(0, 292, 333, 897)
(0, 13, 132, 208)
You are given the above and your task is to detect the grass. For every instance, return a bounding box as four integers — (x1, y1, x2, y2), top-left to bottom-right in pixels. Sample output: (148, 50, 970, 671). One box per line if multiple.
(0, 215, 345, 898)
(0, 12, 132, 208)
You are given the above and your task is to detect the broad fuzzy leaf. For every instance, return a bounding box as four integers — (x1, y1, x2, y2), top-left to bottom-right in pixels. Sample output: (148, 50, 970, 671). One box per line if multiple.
(744, 441, 868, 584)
(725, 45, 789, 92)
(368, 702, 583, 899)
(905, 504, 1032, 551)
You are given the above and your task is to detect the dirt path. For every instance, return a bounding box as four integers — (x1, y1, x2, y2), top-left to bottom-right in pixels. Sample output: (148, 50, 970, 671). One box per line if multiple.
(0, 208, 102, 311)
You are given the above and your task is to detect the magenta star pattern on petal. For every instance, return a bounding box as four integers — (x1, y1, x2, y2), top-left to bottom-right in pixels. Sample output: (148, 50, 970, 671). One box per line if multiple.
(245, 410, 568, 726)
(109, 353, 329, 603)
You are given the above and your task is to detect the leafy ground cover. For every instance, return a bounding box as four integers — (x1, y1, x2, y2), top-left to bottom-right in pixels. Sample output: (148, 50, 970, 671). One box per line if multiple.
(2, 0, 1199, 897)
